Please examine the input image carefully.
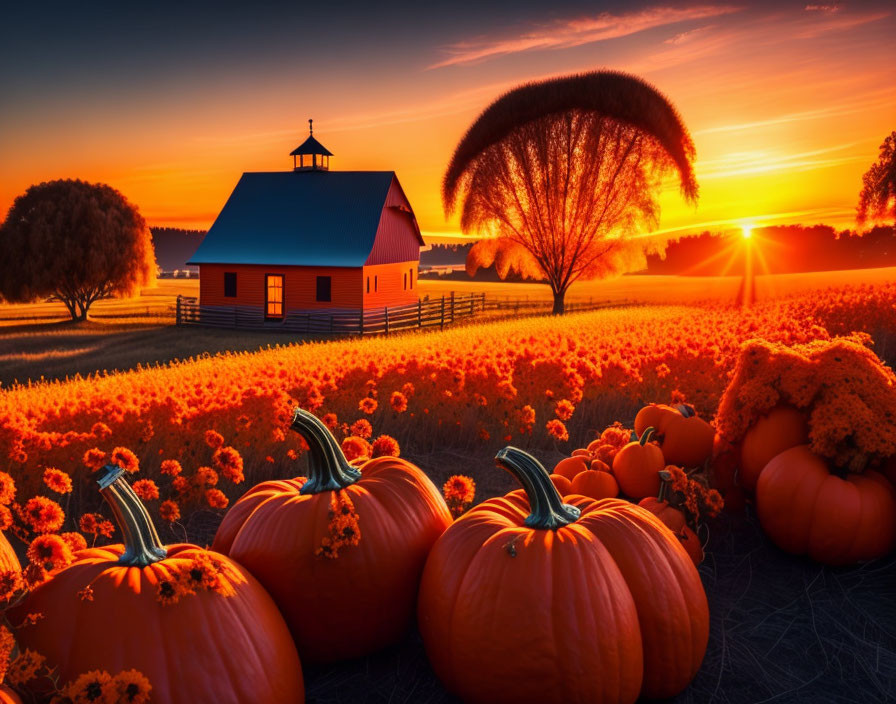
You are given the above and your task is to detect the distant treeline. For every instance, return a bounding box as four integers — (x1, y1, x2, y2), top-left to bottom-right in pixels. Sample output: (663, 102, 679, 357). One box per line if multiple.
(150, 227, 206, 272)
(646, 225, 896, 276)
(420, 242, 473, 266)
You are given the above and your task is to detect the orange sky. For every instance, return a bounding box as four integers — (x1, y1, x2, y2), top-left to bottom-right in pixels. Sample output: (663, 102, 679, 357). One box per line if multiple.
(1, 2, 893, 242)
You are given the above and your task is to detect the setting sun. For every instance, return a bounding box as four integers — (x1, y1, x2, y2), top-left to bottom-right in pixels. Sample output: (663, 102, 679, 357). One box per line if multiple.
(741, 225, 753, 239)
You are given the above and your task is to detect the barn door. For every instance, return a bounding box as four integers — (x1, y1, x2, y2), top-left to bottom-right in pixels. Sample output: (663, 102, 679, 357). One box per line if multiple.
(265, 274, 284, 319)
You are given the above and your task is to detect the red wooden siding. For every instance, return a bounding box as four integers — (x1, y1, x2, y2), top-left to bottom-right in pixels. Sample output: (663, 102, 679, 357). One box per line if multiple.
(200, 264, 362, 310)
(362, 261, 418, 309)
(365, 177, 422, 265)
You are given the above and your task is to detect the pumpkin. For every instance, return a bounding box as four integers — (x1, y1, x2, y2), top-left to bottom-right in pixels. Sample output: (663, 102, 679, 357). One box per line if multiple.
(638, 470, 686, 532)
(0, 530, 19, 576)
(553, 455, 590, 481)
(613, 427, 664, 500)
(739, 405, 808, 492)
(710, 434, 745, 513)
(0, 687, 20, 704)
(570, 468, 619, 500)
(418, 447, 708, 704)
(215, 408, 451, 663)
(756, 445, 896, 565)
(634, 404, 678, 437)
(660, 405, 714, 468)
(549, 473, 573, 495)
(10, 466, 303, 704)
(674, 526, 704, 566)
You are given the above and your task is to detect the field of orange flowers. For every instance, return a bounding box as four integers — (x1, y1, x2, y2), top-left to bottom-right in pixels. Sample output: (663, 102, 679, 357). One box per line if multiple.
(0, 281, 893, 542)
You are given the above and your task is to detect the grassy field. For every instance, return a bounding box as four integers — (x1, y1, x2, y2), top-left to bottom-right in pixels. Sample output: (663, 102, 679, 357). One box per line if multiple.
(1, 267, 893, 386)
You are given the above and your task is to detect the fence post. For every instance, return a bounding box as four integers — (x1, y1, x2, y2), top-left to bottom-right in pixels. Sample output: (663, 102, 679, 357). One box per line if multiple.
(440, 296, 445, 329)
(385, 307, 390, 335)
(176, 295, 182, 325)
(418, 299, 422, 328)
(450, 291, 455, 323)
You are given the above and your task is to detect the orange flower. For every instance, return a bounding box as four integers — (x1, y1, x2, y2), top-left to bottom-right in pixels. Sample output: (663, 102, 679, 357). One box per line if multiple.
(79, 513, 115, 538)
(132, 479, 159, 501)
(6, 648, 46, 686)
(546, 419, 569, 443)
(0, 570, 23, 602)
(43, 467, 73, 494)
(0, 473, 16, 505)
(371, 435, 400, 458)
(0, 625, 13, 683)
(350, 419, 373, 439)
(205, 489, 229, 510)
(91, 421, 112, 439)
(64, 669, 113, 703)
(83, 448, 107, 471)
(554, 399, 575, 422)
(171, 476, 189, 494)
(110, 669, 153, 704)
(110, 447, 139, 474)
(315, 491, 361, 558)
(156, 578, 183, 606)
(78, 585, 95, 601)
(159, 500, 181, 523)
(204, 430, 224, 449)
(213, 446, 244, 484)
(22, 496, 65, 534)
(0, 506, 12, 531)
(27, 534, 74, 572)
(358, 398, 377, 415)
(195, 466, 218, 487)
(443, 475, 476, 518)
(390, 391, 408, 413)
(322, 413, 339, 430)
(341, 436, 372, 462)
(160, 459, 182, 476)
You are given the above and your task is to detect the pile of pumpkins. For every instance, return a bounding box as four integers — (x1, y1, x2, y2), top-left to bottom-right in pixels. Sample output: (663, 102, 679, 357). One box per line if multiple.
(551, 403, 715, 566)
(713, 405, 896, 566)
(3, 408, 711, 704)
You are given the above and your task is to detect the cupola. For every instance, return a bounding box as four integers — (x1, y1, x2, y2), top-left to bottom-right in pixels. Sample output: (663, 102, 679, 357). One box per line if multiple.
(290, 119, 332, 171)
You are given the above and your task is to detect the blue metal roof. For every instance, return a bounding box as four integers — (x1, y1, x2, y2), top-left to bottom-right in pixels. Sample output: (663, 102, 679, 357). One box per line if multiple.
(188, 171, 396, 267)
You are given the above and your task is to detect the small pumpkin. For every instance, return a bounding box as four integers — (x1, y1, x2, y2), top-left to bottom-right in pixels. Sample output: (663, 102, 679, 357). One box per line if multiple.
(634, 404, 678, 437)
(418, 447, 708, 704)
(553, 455, 590, 481)
(570, 467, 619, 500)
(660, 405, 714, 468)
(215, 409, 452, 663)
(10, 465, 304, 704)
(549, 473, 573, 495)
(638, 470, 686, 532)
(674, 526, 704, 566)
(613, 427, 664, 500)
(756, 445, 896, 565)
(740, 406, 808, 492)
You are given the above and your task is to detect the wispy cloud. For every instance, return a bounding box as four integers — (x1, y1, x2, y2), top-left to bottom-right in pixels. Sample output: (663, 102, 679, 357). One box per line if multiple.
(795, 8, 889, 38)
(428, 5, 742, 69)
(695, 142, 865, 180)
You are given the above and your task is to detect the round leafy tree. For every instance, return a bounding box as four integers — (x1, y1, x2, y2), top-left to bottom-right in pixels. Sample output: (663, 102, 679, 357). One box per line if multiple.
(857, 131, 896, 229)
(0, 179, 156, 320)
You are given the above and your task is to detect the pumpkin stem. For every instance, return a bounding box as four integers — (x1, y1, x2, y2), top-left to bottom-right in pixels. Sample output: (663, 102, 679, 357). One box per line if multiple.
(675, 404, 696, 418)
(657, 469, 673, 502)
(639, 427, 656, 446)
(291, 408, 362, 494)
(98, 465, 168, 567)
(494, 447, 581, 530)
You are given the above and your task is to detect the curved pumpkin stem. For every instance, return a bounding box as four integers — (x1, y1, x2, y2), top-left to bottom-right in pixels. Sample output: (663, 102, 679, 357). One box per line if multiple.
(657, 469, 673, 502)
(291, 408, 362, 494)
(639, 427, 657, 445)
(495, 447, 581, 530)
(98, 465, 168, 567)
(675, 404, 696, 418)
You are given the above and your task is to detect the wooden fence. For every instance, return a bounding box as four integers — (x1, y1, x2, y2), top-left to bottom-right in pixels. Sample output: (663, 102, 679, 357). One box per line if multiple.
(176, 293, 631, 336)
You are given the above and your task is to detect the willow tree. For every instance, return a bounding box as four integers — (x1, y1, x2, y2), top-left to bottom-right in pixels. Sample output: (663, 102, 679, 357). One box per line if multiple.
(443, 71, 698, 313)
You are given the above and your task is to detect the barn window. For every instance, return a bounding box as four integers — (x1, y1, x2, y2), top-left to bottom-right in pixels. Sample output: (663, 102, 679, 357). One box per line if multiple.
(375, 276, 378, 292)
(366, 277, 370, 294)
(224, 272, 237, 297)
(404, 273, 407, 290)
(265, 274, 284, 319)
(316, 276, 332, 302)
(410, 268, 414, 289)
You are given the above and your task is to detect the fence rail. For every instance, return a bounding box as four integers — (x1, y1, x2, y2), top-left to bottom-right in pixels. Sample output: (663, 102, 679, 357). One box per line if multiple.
(176, 292, 632, 336)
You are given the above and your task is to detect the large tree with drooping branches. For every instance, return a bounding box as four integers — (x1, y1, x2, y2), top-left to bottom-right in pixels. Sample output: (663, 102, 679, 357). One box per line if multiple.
(857, 131, 896, 230)
(443, 71, 698, 313)
(0, 179, 156, 321)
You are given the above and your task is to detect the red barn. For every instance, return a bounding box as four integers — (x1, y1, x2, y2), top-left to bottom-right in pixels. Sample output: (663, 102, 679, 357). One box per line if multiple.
(188, 123, 423, 323)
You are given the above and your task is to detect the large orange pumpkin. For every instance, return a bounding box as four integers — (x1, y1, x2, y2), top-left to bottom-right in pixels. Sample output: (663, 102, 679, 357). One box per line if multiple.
(613, 427, 664, 500)
(215, 409, 451, 663)
(739, 406, 808, 491)
(756, 445, 896, 565)
(10, 466, 303, 704)
(418, 447, 708, 704)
